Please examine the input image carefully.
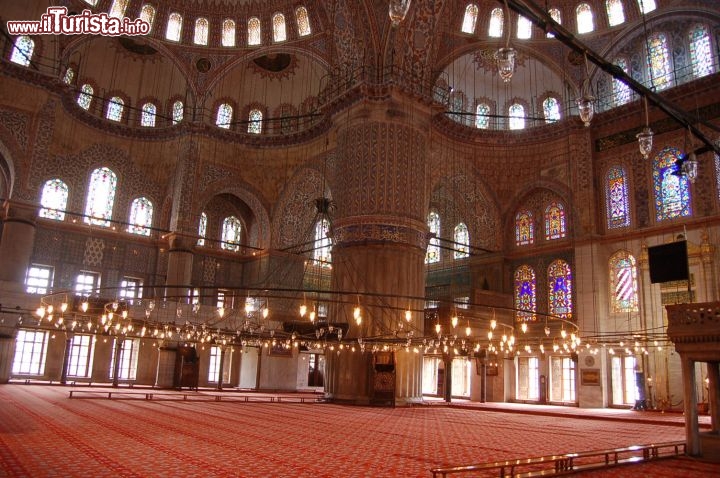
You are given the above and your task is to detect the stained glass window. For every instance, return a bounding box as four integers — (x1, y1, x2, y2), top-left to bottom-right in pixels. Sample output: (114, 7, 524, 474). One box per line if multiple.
(514, 265, 537, 322)
(509, 103, 525, 130)
(296, 6, 312, 36)
(78, 84, 93, 110)
(106, 97, 124, 122)
(653, 147, 691, 221)
(638, 0, 656, 14)
(515, 210, 534, 246)
(488, 8, 503, 38)
(647, 33, 671, 91)
(248, 17, 261, 46)
(689, 24, 713, 78)
(475, 103, 490, 129)
(166, 12, 182, 42)
(248, 109, 263, 134)
(127, 197, 153, 236)
(273, 13, 287, 42)
(10, 36, 34, 66)
(547, 8, 561, 38)
(544, 202, 566, 240)
(140, 4, 155, 31)
(606, 0, 625, 27)
(461, 4, 478, 34)
(222, 19, 236, 47)
(63, 67, 74, 85)
(613, 58, 631, 106)
(221, 216, 242, 251)
(543, 97, 561, 123)
(39, 179, 68, 221)
(609, 251, 639, 313)
(198, 212, 207, 246)
(606, 166, 630, 229)
(108, 0, 128, 19)
(216, 103, 233, 129)
(425, 211, 440, 264)
(172, 100, 183, 124)
(84, 167, 117, 227)
(576, 3, 594, 34)
(453, 223, 470, 259)
(313, 219, 332, 266)
(194, 18, 209, 45)
(517, 16, 532, 39)
(140, 103, 156, 127)
(548, 259, 573, 321)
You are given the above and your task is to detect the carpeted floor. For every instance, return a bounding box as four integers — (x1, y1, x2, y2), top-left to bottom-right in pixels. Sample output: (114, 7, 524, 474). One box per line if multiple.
(0, 385, 717, 477)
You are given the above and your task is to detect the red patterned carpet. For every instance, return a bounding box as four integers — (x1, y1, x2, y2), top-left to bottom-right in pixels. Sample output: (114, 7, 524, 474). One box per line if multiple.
(0, 385, 717, 477)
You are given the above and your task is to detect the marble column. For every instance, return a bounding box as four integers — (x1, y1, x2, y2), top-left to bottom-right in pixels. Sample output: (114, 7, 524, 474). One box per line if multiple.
(325, 93, 431, 405)
(708, 361, 720, 434)
(681, 356, 700, 455)
(0, 200, 38, 292)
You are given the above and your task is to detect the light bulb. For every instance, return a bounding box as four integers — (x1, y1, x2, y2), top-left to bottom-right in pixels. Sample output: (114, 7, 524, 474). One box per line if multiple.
(309, 311, 316, 323)
(353, 306, 361, 320)
(299, 304, 307, 317)
(451, 316, 458, 328)
(36, 306, 46, 318)
(81, 301, 89, 313)
(405, 310, 412, 322)
(262, 307, 269, 319)
(521, 322, 528, 333)
(60, 302, 68, 313)
(561, 329, 567, 339)
(435, 323, 441, 334)
(490, 319, 497, 330)
(218, 307, 225, 318)
(487, 331, 493, 340)
(465, 325, 471, 337)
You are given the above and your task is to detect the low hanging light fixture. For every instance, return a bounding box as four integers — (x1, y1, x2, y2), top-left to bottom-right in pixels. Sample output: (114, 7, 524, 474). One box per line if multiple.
(388, 0, 412, 27)
(495, 0, 516, 83)
(576, 53, 596, 127)
(637, 96, 654, 159)
(682, 127, 698, 183)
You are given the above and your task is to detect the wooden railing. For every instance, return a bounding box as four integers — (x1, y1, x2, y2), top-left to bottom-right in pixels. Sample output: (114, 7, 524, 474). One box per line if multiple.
(429, 441, 686, 477)
(68, 390, 325, 404)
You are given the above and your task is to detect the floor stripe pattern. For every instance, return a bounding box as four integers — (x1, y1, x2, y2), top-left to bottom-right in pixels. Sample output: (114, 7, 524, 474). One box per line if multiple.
(0, 385, 717, 477)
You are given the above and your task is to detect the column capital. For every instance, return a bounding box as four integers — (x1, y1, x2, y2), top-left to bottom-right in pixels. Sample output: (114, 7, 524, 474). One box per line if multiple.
(2, 199, 39, 226)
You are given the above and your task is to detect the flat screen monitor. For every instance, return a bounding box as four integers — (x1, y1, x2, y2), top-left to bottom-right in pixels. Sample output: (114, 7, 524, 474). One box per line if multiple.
(647, 241, 689, 284)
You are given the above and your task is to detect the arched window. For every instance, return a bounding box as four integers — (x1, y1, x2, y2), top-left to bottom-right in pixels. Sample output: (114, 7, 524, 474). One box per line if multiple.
(166, 12, 182, 42)
(544, 202, 566, 240)
(106, 97, 124, 122)
(515, 210, 534, 246)
(221, 216, 242, 251)
(509, 103, 525, 130)
(542, 97, 561, 123)
(653, 147, 691, 221)
(548, 259, 573, 320)
(609, 251, 639, 313)
(613, 58, 631, 106)
(77, 84, 93, 110)
(576, 3, 594, 34)
(517, 16, 532, 39)
(84, 167, 117, 227)
(475, 103, 490, 129)
(248, 109, 263, 134)
(606, 166, 630, 229)
(140, 102, 156, 127)
(39, 179, 68, 221)
(216, 103, 233, 129)
(197, 212, 207, 246)
(172, 100, 184, 124)
(689, 24, 713, 78)
(547, 8, 561, 38)
(453, 223, 469, 259)
(313, 219, 332, 266)
(108, 0, 128, 19)
(10, 36, 34, 66)
(272, 13, 287, 42)
(248, 17, 261, 45)
(222, 19, 236, 47)
(514, 265, 536, 322)
(63, 67, 74, 85)
(638, 0, 656, 14)
(425, 211, 440, 264)
(140, 4, 156, 31)
(488, 8, 504, 38)
(461, 4, 479, 34)
(127, 197, 153, 236)
(606, 0, 625, 27)
(647, 33, 671, 90)
(296, 6, 312, 36)
(194, 18, 209, 45)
